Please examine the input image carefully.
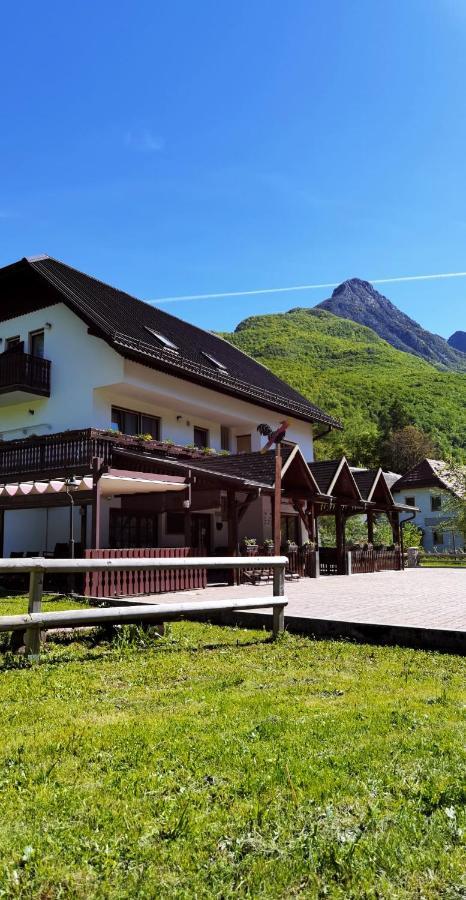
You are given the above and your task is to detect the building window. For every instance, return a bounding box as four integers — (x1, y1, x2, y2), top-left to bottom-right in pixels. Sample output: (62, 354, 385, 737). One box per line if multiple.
(236, 434, 251, 454)
(109, 510, 158, 548)
(111, 406, 160, 439)
(431, 495, 442, 512)
(166, 512, 185, 535)
(220, 425, 230, 451)
(281, 515, 300, 545)
(5, 336, 21, 351)
(405, 496, 416, 507)
(432, 529, 444, 545)
(29, 330, 45, 358)
(193, 426, 209, 448)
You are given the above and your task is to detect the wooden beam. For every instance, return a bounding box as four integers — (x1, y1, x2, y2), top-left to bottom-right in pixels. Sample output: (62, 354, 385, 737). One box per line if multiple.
(91, 457, 103, 550)
(335, 504, 347, 575)
(274, 443, 282, 555)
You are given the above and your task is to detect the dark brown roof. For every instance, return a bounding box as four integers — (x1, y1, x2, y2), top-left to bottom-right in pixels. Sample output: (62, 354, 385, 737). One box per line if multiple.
(351, 468, 380, 500)
(307, 459, 341, 494)
(0, 255, 341, 428)
(187, 447, 294, 485)
(392, 458, 463, 494)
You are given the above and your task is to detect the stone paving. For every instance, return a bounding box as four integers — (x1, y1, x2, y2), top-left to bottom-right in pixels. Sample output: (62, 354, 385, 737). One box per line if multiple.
(146, 567, 466, 632)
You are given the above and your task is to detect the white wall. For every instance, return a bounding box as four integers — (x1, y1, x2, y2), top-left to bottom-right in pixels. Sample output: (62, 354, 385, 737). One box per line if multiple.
(393, 487, 464, 551)
(0, 303, 123, 439)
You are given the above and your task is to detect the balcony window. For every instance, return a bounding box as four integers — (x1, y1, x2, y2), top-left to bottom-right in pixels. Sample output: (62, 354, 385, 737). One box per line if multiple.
(431, 495, 442, 512)
(111, 406, 160, 439)
(193, 426, 209, 449)
(29, 330, 45, 359)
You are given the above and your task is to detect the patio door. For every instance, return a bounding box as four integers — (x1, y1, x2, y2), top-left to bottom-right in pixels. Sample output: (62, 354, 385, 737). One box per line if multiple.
(191, 514, 211, 555)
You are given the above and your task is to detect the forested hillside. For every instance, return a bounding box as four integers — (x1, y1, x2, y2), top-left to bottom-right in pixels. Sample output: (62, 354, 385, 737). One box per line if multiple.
(222, 308, 466, 465)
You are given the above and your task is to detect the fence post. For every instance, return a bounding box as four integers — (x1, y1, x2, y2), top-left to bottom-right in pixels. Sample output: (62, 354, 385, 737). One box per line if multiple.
(346, 551, 352, 576)
(24, 569, 44, 661)
(272, 562, 285, 637)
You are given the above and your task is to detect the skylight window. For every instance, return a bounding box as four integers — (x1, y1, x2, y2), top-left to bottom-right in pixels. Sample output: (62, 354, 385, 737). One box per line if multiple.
(144, 326, 178, 351)
(201, 351, 227, 371)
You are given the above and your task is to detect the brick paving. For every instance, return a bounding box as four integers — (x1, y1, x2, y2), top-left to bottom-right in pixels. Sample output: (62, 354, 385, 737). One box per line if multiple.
(145, 568, 466, 632)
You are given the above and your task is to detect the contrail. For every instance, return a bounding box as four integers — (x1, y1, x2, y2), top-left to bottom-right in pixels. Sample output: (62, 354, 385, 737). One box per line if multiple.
(148, 270, 466, 305)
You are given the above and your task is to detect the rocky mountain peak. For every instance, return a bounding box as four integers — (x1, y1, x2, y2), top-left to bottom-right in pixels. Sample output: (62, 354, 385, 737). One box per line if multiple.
(315, 279, 466, 370)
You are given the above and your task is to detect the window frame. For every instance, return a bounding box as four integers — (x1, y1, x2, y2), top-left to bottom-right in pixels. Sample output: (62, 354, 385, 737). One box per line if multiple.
(430, 494, 442, 512)
(405, 496, 416, 507)
(143, 326, 179, 352)
(29, 329, 45, 358)
(201, 351, 227, 371)
(193, 426, 209, 449)
(111, 405, 161, 439)
(5, 335, 21, 351)
(236, 433, 252, 454)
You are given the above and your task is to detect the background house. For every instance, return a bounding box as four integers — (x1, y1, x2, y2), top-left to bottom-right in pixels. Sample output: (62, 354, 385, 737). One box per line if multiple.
(392, 458, 465, 551)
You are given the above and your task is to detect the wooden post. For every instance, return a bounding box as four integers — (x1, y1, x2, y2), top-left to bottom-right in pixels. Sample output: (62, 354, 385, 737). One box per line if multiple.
(227, 489, 239, 585)
(272, 561, 285, 638)
(367, 510, 374, 544)
(91, 457, 103, 550)
(24, 569, 44, 660)
(274, 442, 282, 556)
(335, 504, 347, 575)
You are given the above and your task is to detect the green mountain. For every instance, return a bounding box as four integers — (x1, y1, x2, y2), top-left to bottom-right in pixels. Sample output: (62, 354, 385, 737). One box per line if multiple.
(221, 307, 466, 465)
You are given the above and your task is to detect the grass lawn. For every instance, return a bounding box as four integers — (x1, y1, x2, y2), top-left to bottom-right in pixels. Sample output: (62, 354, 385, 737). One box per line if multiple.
(0, 595, 464, 899)
(419, 558, 466, 568)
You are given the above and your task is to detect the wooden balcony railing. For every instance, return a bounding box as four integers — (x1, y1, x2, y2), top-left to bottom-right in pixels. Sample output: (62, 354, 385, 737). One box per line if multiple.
(0, 427, 217, 483)
(0, 352, 51, 397)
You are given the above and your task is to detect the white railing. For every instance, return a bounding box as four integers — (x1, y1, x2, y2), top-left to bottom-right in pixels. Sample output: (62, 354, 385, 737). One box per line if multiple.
(0, 556, 288, 661)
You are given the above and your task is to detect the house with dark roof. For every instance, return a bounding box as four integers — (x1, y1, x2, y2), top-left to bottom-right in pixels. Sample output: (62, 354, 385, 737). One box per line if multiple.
(0, 256, 406, 581)
(392, 459, 465, 551)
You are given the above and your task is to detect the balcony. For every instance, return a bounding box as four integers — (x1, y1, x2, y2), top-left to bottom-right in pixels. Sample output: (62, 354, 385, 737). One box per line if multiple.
(0, 351, 51, 406)
(0, 428, 216, 483)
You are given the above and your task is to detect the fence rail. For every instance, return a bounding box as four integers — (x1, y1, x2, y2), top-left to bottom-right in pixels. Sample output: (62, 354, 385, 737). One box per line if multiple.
(0, 555, 288, 661)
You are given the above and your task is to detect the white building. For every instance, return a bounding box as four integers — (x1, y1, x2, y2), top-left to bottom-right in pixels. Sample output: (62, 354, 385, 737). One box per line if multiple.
(0, 254, 342, 557)
(392, 458, 465, 552)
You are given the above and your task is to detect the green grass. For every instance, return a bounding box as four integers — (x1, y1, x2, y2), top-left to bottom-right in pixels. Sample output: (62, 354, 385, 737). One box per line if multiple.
(419, 558, 466, 568)
(0, 599, 464, 898)
(221, 307, 466, 464)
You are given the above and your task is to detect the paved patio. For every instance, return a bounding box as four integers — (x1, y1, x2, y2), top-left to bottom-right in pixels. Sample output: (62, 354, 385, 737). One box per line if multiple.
(135, 568, 466, 652)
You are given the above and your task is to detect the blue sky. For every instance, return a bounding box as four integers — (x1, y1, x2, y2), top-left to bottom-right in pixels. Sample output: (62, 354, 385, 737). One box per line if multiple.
(1, 0, 466, 336)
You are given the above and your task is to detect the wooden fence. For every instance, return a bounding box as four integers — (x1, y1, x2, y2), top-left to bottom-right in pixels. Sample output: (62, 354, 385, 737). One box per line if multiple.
(84, 547, 206, 598)
(350, 548, 402, 574)
(0, 555, 288, 660)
